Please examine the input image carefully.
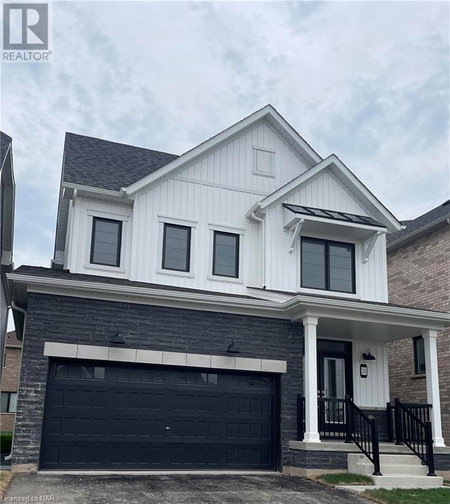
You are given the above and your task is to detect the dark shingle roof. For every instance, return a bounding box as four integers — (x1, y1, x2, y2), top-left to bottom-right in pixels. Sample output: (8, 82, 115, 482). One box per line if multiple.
(11, 265, 252, 299)
(63, 133, 179, 191)
(1, 131, 12, 167)
(387, 200, 450, 245)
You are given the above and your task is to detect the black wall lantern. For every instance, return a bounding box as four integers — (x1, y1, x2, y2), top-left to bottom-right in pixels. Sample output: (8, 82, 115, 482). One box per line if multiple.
(110, 328, 125, 346)
(226, 339, 240, 354)
(362, 349, 376, 361)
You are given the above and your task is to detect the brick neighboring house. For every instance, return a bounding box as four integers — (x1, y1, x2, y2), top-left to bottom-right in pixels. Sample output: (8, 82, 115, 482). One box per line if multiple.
(387, 200, 450, 443)
(1, 331, 21, 432)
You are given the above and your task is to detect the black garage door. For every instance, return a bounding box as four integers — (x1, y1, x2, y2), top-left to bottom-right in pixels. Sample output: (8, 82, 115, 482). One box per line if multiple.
(40, 358, 278, 470)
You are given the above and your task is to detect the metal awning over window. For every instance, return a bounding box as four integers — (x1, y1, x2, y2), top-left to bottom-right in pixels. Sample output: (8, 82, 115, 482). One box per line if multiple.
(283, 203, 386, 228)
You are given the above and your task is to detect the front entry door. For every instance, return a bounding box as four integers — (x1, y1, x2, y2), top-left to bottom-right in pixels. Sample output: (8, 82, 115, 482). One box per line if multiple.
(317, 340, 352, 438)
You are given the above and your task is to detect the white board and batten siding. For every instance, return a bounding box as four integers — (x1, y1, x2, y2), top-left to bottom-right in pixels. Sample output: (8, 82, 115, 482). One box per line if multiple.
(264, 169, 388, 301)
(128, 119, 312, 292)
(65, 117, 388, 302)
(353, 341, 390, 409)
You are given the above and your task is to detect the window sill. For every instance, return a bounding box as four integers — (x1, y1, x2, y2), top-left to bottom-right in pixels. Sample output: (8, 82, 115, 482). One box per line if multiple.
(296, 287, 358, 299)
(411, 373, 426, 380)
(207, 275, 243, 284)
(84, 263, 126, 274)
(156, 269, 195, 279)
(252, 170, 275, 178)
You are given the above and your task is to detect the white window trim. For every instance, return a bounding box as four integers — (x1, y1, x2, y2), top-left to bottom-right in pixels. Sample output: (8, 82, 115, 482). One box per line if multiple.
(296, 232, 360, 298)
(157, 215, 197, 277)
(252, 146, 275, 178)
(208, 223, 244, 283)
(86, 209, 129, 272)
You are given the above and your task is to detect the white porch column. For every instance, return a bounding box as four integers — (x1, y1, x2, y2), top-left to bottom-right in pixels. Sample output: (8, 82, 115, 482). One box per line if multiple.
(303, 315, 320, 443)
(422, 329, 445, 447)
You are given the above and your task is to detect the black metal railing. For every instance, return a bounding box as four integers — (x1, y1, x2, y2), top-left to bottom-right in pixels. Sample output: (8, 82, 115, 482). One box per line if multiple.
(393, 398, 435, 476)
(387, 401, 431, 442)
(297, 396, 347, 440)
(297, 395, 381, 474)
(345, 396, 382, 475)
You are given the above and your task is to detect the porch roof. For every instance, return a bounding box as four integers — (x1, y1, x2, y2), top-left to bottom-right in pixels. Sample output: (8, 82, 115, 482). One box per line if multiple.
(7, 267, 449, 344)
(248, 288, 450, 342)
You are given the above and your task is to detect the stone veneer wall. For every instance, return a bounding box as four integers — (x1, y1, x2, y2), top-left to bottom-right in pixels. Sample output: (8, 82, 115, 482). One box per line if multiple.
(13, 292, 303, 470)
(387, 224, 450, 444)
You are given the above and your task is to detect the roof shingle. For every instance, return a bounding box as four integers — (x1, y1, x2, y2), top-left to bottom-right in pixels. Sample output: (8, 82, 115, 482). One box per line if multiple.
(63, 133, 178, 191)
(0, 131, 12, 167)
(387, 200, 450, 245)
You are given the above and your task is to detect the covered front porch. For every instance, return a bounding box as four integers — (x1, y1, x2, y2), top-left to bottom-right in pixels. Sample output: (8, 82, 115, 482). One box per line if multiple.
(282, 298, 448, 448)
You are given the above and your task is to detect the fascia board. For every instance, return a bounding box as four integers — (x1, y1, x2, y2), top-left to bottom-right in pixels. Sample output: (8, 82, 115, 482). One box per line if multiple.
(8, 273, 449, 329)
(329, 155, 402, 232)
(258, 154, 402, 232)
(283, 295, 450, 330)
(125, 105, 322, 196)
(258, 156, 335, 209)
(8, 273, 288, 320)
(62, 182, 125, 200)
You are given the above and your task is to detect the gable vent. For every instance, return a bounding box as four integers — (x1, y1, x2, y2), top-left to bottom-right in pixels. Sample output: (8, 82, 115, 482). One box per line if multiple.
(253, 147, 275, 177)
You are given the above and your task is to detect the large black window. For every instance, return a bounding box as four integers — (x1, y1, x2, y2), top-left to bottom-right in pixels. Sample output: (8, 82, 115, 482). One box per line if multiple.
(413, 336, 426, 375)
(301, 237, 355, 293)
(213, 231, 239, 278)
(162, 224, 191, 272)
(90, 217, 122, 267)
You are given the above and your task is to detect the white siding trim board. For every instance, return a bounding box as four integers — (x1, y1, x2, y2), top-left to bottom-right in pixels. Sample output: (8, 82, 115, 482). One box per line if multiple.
(43, 342, 288, 374)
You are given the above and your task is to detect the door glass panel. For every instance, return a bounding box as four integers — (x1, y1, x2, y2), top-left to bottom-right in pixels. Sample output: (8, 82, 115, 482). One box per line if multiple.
(324, 357, 345, 423)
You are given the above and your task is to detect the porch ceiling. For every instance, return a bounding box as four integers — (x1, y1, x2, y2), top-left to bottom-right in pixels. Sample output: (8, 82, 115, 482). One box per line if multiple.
(315, 316, 423, 343)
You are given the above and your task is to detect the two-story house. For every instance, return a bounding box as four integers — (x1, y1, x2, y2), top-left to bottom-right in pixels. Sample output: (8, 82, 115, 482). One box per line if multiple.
(0, 132, 15, 373)
(7, 106, 450, 480)
(387, 201, 450, 446)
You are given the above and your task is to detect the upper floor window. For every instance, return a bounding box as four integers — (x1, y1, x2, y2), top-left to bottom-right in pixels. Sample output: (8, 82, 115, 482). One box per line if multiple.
(162, 223, 191, 272)
(213, 231, 239, 278)
(413, 336, 426, 375)
(301, 237, 355, 293)
(90, 217, 122, 267)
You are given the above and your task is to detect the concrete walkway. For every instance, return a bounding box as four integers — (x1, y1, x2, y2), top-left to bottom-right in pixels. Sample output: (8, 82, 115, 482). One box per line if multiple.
(4, 473, 366, 503)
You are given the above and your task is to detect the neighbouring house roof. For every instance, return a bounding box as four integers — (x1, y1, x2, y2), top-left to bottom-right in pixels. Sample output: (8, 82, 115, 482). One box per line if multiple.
(6, 330, 21, 347)
(1, 131, 12, 167)
(63, 133, 179, 191)
(387, 200, 450, 249)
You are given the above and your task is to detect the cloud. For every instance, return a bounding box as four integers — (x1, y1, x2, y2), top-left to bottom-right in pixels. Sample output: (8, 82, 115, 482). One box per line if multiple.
(1, 0, 449, 269)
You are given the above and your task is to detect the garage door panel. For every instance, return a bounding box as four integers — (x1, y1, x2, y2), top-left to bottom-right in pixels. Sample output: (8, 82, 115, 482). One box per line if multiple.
(41, 359, 277, 470)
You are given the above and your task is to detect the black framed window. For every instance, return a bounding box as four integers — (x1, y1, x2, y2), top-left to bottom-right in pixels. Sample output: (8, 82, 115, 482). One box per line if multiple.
(301, 237, 355, 293)
(413, 336, 426, 374)
(90, 217, 122, 267)
(1, 392, 17, 413)
(162, 223, 191, 272)
(213, 231, 239, 278)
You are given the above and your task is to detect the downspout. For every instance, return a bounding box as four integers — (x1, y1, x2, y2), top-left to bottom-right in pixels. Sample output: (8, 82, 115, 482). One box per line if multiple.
(250, 212, 266, 288)
(6, 302, 27, 462)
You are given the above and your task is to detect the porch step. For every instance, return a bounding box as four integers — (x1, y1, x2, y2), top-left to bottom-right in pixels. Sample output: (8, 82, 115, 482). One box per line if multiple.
(348, 453, 443, 488)
(371, 475, 444, 489)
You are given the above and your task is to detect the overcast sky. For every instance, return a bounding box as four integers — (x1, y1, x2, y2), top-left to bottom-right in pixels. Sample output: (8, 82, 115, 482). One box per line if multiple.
(1, 0, 449, 273)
